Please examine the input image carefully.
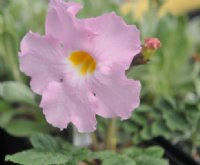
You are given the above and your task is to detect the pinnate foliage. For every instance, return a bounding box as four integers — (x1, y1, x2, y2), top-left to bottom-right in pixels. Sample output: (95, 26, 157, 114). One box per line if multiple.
(6, 133, 169, 165)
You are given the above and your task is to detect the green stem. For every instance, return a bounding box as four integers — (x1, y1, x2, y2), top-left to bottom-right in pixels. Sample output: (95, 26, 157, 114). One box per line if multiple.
(105, 118, 117, 150)
(3, 34, 23, 82)
(2, 15, 23, 82)
(91, 132, 99, 151)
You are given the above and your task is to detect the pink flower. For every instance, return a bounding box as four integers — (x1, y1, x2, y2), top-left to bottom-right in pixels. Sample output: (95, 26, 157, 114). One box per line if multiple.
(19, 0, 141, 132)
(144, 38, 161, 50)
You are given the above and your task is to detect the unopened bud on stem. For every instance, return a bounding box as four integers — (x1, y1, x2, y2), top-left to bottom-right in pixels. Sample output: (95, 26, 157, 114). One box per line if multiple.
(130, 37, 161, 67)
(143, 37, 161, 60)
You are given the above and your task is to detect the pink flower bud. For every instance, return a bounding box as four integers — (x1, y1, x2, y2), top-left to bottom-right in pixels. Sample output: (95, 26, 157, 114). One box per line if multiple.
(144, 38, 161, 50)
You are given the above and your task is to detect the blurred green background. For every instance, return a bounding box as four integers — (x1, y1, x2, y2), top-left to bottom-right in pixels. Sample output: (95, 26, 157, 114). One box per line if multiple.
(0, 0, 200, 164)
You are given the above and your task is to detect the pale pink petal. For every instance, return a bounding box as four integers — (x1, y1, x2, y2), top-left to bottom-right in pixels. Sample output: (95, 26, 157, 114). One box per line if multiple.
(89, 65, 141, 119)
(49, 0, 82, 16)
(85, 13, 141, 69)
(40, 81, 97, 133)
(46, 0, 94, 50)
(19, 32, 65, 94)
(19, 0, 142, 133)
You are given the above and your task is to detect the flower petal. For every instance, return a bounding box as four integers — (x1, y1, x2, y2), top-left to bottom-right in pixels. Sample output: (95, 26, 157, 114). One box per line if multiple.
(46, 0, 94, 50)
(19, 32, 65, 94)
(89, 65, 141, 119)
(85, 13, 141, 69)
(49, 0, 82, 16)
(40, 81, 97, 133)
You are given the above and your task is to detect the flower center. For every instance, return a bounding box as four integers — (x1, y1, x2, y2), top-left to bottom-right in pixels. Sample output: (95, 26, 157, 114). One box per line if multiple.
(69, 51, 96, 76)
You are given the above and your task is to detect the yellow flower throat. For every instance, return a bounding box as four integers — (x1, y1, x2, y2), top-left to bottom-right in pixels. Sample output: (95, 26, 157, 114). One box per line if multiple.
(69, 51, 96, 76)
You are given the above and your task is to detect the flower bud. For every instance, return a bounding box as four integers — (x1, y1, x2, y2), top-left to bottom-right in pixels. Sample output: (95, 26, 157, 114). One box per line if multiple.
(142, 37, 161, 60)
(144, 37, 161, 50)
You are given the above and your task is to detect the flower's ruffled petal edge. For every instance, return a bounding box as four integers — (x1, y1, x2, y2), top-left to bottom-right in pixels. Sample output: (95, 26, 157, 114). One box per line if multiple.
(85, 12, 141, 69)
(49, 0, 82, 16)
(46, 0, 95, 50)
(19, 32, 65, 95)
(40, 81, 97, 133)
(89, 65, 141, 119)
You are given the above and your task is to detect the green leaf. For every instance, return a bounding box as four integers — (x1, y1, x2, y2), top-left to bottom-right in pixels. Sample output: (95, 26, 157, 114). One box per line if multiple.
(144, 146, 164, 158)
(6, 150, 71, 165)
(0, 110, 18, 128)
(30, 133, 64, 151)
(94, 151, 136, 165)
(122, 122, 138, 133)
(122, 146, 168, 165)
(5, 119, 48, 137)
(187, 16, 200, 46)
(0, 83, 2, 95)
(6, 134, 169, 165)
(6, 134, 92, 165)
(0, 81, 36, 106)
(140, 127, 152, 141)
(0, 100, 10, 112)
(151, 120, 171, 138)
(137, 104, 152, 113)
(135, 156, 168, 165)
(131, 113, 147, 126)
(123, 147, 143, 158)
(0, 107, 52, 137)
(123, 146, 164, 159)
(185, 108, 200, 125)
(163, 110, 188, 131)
